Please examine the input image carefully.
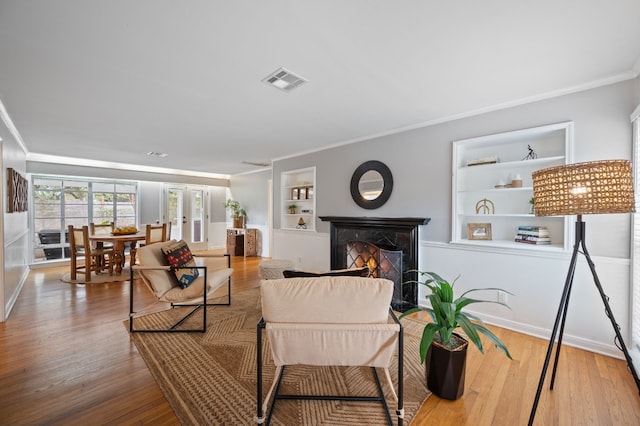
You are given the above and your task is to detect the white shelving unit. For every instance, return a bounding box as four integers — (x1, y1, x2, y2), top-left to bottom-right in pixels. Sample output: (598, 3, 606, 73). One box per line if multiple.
(281, 167, 316, 231)
(451, 122, 573, 252)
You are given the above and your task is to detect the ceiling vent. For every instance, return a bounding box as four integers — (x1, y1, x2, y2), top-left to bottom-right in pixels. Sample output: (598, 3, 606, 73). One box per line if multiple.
(262, 67, 308, 92)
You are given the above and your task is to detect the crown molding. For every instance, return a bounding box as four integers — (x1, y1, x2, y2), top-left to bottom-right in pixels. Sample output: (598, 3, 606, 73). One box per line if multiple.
(274, 71, 639, 163)
(0, 99, 28, 154)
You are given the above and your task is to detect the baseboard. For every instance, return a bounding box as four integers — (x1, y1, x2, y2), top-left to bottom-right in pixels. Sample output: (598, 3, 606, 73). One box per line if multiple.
(469, 310, 627, 360)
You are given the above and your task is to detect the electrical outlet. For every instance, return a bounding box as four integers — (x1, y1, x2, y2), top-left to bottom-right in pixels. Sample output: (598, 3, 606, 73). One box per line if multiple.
(497, 290, 507, 304)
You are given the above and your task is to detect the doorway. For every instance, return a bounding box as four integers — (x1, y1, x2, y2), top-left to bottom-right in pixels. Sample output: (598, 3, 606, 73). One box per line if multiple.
(165, 185, 208, 251)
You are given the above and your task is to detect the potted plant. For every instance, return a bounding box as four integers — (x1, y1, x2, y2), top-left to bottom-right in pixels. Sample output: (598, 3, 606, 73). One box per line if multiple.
(288, 203, 297, 214)
(225, 199, 246, 228)
(400, 271, 512, 400)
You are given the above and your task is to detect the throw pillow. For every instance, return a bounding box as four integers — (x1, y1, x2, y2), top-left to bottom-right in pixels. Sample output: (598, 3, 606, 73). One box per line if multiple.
(282, 267, 370, 278)
(161, 240, 199, 288)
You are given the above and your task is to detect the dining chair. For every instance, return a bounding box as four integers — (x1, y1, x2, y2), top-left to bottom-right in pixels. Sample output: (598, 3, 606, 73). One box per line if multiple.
(90, 221, 115, 246)
(145, 223, 169, 245)
(68, 225, 114, 282)
(90, 221, 115, 269)
(90, 221, 115, 236)
(166, 221, 173, 240)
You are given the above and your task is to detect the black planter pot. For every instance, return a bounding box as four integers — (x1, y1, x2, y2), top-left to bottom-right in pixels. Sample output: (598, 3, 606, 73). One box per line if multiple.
(425, 333, 469, 400)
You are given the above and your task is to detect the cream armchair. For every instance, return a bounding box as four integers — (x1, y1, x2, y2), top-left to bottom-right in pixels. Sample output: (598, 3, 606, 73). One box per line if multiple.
(129, 239, 233, 333)
(256, 276, 403, 425)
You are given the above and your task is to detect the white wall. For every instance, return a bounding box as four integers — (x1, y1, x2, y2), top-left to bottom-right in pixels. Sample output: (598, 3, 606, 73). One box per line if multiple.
(273, 229, 329, 270)
(0, 101, 29, 321)
(272, 79, 638, 358)
(420, 242, 630, 358)
(227, 169, 272, 257)
(138, 181, 163, 225)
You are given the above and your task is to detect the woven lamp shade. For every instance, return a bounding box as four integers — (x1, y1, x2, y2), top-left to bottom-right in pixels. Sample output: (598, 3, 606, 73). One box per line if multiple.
(532, 160, 635, 217)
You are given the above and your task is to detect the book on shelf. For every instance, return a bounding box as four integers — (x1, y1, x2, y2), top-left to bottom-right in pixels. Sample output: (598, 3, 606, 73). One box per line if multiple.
(515, 238, 551, 245)
(517, 225, 548, 231)
(467, 156, 499, 167)
(517, 229, 549, 237)
(514, 234, 551, 244)
(517, 226, 549, 237)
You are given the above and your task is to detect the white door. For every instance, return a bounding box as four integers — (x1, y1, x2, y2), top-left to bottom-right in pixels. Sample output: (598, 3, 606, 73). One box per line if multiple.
(165, 185, 208, 251)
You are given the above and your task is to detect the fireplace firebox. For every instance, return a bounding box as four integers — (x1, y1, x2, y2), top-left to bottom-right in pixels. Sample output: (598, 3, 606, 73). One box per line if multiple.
(319, 216, 430, 311)
(347, 241, 403, 288)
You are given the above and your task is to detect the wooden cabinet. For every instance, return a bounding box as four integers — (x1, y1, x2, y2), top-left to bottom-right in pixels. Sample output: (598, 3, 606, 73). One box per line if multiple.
(226, 230, 244, 255)
(281, 167, 316, 231)
(451, 122, 573, 252)
(226, 228, 258, 256)
(243, 228, 257, 256)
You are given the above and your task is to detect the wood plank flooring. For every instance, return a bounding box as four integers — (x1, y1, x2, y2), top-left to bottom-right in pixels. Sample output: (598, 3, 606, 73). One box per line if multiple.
(1, 254, 639, 425)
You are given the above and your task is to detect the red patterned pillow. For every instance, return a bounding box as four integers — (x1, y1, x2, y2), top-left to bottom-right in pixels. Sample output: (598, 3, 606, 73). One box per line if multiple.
(161, 240, 199, 288)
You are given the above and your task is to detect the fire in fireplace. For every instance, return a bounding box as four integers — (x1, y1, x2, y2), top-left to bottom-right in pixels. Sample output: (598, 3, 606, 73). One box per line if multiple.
(347, 241, 403, 288)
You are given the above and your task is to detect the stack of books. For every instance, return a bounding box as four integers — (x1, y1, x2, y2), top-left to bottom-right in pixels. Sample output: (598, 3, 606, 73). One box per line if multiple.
(515, 226, 551, 245)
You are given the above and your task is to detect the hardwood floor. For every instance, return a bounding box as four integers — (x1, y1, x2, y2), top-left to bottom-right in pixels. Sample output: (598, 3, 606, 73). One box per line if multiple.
(1, 254, 639, 425)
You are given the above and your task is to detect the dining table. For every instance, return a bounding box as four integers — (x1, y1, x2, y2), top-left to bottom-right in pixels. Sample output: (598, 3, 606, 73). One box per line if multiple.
(89, 232, 146, 275)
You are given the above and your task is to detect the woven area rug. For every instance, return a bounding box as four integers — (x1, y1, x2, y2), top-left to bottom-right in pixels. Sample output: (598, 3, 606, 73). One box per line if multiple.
(128, 287, 431, 425)
(61, 267, 131, 284)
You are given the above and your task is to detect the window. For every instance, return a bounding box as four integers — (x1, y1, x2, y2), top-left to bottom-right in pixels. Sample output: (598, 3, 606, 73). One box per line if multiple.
(32, 176, 138, 263)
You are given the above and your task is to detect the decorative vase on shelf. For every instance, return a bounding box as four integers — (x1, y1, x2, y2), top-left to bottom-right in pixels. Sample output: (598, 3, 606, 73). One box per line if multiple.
(529, 198, 535, 215)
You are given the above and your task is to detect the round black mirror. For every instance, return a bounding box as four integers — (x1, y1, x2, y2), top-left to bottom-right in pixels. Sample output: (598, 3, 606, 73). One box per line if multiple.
(350, 160, 393, 209)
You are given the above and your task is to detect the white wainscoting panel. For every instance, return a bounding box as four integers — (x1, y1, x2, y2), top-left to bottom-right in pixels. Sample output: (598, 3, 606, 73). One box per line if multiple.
(420, 241, 631, 359)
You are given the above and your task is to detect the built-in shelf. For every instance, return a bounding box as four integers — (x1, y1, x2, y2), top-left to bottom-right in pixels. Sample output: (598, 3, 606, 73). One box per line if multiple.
(451, 122, 573, 252)
(281, 167, 316, 231)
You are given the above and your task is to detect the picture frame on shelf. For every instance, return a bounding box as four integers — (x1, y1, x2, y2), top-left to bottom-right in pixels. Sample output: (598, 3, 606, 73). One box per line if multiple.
(467, 223, 492, 240)
(291, 188, 299, 200)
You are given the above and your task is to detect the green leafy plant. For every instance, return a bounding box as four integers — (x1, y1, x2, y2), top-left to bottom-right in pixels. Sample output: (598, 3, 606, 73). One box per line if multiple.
(400, 271, 513, 363)
(224, 199, 246, 218)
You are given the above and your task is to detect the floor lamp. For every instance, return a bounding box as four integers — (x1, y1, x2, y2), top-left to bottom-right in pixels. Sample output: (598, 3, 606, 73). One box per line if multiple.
(528, 160, 640, 425)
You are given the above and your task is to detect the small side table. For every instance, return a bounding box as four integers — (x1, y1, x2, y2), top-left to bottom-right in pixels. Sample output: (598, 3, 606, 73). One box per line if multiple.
(226, 228, 258, 257)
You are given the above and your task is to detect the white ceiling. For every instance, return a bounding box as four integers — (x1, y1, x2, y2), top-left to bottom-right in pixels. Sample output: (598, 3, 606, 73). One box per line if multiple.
(1, 1, 639, 176)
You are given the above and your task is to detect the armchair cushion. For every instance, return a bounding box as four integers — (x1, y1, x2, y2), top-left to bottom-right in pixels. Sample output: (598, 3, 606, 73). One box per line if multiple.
(261, 277, 393, 324)
(161, 240, 199, 288)
(161, 267, 233, 303)
(136, 239, 177, 298)
(260, 276, 398, 368)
